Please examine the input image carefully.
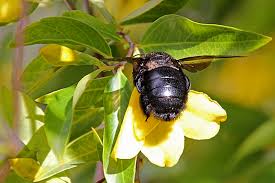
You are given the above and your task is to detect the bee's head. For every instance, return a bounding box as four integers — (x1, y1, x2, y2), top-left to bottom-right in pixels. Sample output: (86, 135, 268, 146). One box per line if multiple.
(144, 52, 173, 62)
(142, 52, 179, 70)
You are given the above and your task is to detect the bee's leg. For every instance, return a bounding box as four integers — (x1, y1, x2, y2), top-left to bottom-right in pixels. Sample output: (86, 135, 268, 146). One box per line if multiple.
(134, 69, 146, 93)
(140, 94, 151, 121)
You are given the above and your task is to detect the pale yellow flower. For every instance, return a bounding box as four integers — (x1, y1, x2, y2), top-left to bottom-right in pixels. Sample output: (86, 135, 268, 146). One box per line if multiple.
(112, 88, 227, 167)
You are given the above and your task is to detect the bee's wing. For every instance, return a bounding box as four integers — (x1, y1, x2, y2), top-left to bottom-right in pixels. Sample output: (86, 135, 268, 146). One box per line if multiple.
(178, 55, 243, 72)
(101, 57, 142, 63)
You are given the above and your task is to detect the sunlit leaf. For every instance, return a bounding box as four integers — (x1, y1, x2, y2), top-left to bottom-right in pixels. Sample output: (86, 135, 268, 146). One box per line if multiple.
(45, 176, 71, 183)
(34, 130, 102, 182)
(21, 55, 95, 99)
(0, 87, 43, 144)
(44, 86, 74, 159)
(140, 14, 272, 59)
(121, 0, 188, 25)
(63, 11, 121, 41)
(9, 158, 40, 181)
(21, 17, 111, 57)
(103, 70, 136, 183)
(0, 0, 38, 26)
(18, 93, 44, 144)
(40, 44, 105, 67)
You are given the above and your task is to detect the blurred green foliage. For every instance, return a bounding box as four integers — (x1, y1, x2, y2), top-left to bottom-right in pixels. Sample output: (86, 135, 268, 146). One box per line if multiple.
(0, 0, 274, 183)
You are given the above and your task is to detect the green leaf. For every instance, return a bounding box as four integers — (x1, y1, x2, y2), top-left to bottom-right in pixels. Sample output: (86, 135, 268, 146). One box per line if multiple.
(18, 127, 50, 164)
(0, 87, 14, 125)
(89, 0, 116, 24)
(63, 11, 121, 41)
(121, 0, 188, 25)
(5, 171, 32, 183)
(34, 130, 102, 182)
(67, 163, 96, 183)
(103, 70, 136, 183)
(45, 176, 71, 183)
(232, 119, 275, 166)
(140, 14, 272, 59)
(44, 86, 74, 159)
(22, 17, 111, 57)
(71, 70, 112, 140)
(21, 55, 95, 99)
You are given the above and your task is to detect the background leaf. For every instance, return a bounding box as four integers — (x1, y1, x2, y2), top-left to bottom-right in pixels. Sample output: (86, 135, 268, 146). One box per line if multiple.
(102, 70, 136, 183)
(231, 118, 275, 166)
(0, 87, 14, 125)
(0, 1, 38, 26)
(140, 14, 272, 59)
(34, 130, 102, 182)
(22, 17, 111, 57)
(71, 70, 112, 140)
(121, 0, 188, 25)
(90, 0, 116, 24)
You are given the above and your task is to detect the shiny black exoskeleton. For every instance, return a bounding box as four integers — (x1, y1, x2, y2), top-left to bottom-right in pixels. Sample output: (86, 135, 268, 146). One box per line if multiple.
(133, 52, 190, 121)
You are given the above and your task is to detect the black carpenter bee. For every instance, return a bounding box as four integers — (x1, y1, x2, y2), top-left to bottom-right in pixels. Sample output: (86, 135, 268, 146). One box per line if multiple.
(105, 52, 239, 121)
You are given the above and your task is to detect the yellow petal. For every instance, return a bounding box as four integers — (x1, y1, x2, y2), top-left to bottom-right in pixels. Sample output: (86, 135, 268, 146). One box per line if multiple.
(111, 91, 143, 159)
(186, 90, 227, 122)
(141, 122, 184, 167)
(130, 88, 161, 140)
(178, 111, 220, 140)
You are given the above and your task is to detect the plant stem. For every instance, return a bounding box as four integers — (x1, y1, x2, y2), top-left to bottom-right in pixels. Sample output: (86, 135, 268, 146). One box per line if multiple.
(94, 161, 105, 183)
(64, 0, 76, 10)
(13, 0, 28, 133)
(0, 162, 10, 183)
(117, 31, 135, 57)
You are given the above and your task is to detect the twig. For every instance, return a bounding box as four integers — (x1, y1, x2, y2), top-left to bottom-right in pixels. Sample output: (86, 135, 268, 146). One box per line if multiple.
(94, 162, 105, 183)
(117, 31, 135, 57)
(96, 177, 105, 183)
(84, 0, 94, 15)
(12, 0, 28, 133)
(64, 0, 76, 10)
(135, 156, 143, 183)
(0, 162, 10, 183)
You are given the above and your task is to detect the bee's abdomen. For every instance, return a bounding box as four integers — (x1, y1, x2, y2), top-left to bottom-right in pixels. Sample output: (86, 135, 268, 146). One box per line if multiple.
(142, 66, 189, 121)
